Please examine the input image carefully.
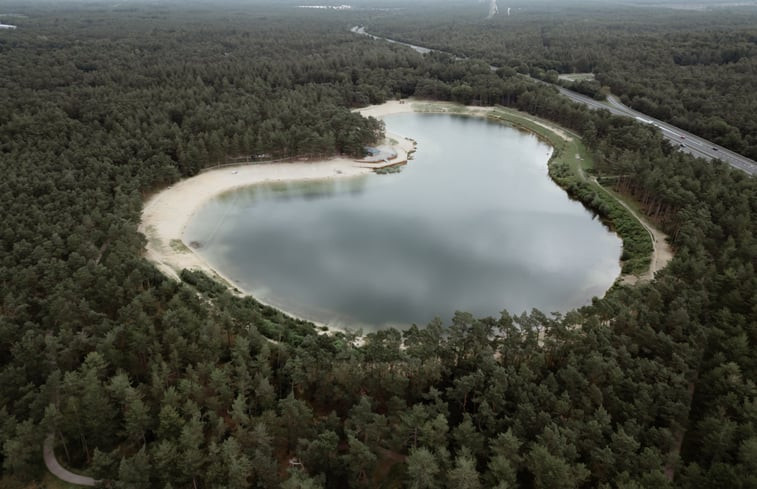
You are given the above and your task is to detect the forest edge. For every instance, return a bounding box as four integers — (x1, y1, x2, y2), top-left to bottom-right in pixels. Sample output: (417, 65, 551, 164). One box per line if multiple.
(137, 99, 671, 335)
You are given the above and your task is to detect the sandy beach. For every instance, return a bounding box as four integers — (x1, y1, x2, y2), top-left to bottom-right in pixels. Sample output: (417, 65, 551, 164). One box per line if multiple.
(141, 158, 371, 285)
(139, 102, 418, 300)
(139, 100, 570, 292)
(140, 98, 667, 328)
(138, 99, 575, 332)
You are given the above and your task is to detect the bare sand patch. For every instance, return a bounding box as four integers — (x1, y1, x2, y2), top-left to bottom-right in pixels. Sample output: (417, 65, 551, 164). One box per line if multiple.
(618, 206, 674, 285)
(139, 102, 421, 330)
(528, 118, 574, 142)
(358, 99, 416, 118)
(140, 158, 371, 286)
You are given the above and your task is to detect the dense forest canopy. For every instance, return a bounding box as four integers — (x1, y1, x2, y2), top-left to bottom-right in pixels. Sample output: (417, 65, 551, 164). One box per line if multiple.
(366, 3, 757, 160)
(0, 2, 755, 489)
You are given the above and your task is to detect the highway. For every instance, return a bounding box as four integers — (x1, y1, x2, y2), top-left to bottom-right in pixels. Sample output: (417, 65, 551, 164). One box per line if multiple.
(352, 26, 757, 176)
(351, 26, 432, 54)
(603, 95, 757, 175)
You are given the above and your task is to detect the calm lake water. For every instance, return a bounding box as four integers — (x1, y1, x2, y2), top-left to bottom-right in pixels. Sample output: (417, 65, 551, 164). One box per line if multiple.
(185, 114, 622, 330)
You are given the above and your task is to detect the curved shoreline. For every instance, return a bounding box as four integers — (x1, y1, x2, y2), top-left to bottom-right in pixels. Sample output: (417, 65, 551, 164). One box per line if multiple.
(140, 99, 668, 330)
(139, 101, 505, 305)
(140, 102, 418, 330)
(141, 158, 372, 285)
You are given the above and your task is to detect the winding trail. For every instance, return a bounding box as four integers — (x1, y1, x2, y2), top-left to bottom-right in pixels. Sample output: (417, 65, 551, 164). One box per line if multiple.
(574, 160, 672, 284)
(43, 434, 98, 487)
(593, 178, 673, 283)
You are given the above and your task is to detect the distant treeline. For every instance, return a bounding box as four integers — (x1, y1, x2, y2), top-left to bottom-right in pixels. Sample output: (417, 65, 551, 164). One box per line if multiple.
(367, 4, 757, 160)
(0, 4, 755, 489)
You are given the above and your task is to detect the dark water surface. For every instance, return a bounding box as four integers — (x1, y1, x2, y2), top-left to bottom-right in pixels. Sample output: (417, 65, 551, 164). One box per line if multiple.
(185, 114, 621, 330)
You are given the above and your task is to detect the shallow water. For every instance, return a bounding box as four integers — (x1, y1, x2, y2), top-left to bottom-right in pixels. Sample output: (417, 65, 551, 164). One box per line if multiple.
(185, 113, 621, 330)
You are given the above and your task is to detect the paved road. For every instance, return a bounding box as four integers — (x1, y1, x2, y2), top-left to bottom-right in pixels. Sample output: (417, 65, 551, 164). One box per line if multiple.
(603, 95, 756, 175)
(545, 84, 755, 174)
(44, 434, 98, 487)
(353, 26, 757, 176)
(351, 26, 432, 54)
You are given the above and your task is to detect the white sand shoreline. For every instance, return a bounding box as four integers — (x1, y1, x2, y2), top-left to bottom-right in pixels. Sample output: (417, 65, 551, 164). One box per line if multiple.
(139, 99, 662, 331)
(138, 100, 583, 331)
(139, 101, 423, 331)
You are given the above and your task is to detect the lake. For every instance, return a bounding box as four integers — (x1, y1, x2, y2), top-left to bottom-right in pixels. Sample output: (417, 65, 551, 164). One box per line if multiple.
(184, 113, 622, 330)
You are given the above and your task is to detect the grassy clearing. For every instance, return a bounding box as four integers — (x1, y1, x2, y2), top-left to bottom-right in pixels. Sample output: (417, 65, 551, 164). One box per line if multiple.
(486, 107, 652, 275)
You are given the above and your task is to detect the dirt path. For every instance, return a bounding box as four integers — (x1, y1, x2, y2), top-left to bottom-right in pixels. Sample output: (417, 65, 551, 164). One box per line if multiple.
(43, 434, 98, 487)
(615, 195, 673, 283)
(527, 117, 574, 142)
(587, 175, 673, 284)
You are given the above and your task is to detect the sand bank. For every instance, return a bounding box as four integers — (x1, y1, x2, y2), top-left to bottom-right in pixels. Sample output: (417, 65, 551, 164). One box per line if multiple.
(139, 100, 580, 302)
(140, 158, 371, 285)
(139, 102, 417, 301)
(140, 99, 664, 329)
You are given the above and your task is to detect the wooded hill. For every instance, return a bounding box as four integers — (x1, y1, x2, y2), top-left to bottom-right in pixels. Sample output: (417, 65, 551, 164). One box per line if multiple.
(1, 3, 755, 489)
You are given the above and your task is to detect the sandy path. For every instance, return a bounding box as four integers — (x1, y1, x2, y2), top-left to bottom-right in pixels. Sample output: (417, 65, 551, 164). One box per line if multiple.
(529, 119, 574, 142)
(44, 434, 97, 487)
(616, 196, 674, 284)
(586, 174, 673, 284)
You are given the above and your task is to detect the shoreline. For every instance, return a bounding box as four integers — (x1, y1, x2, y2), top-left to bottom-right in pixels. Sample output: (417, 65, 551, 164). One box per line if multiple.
(140, 102, 421, 331)
(139, 98, 668, 331)
(141, 160, 379, 332)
